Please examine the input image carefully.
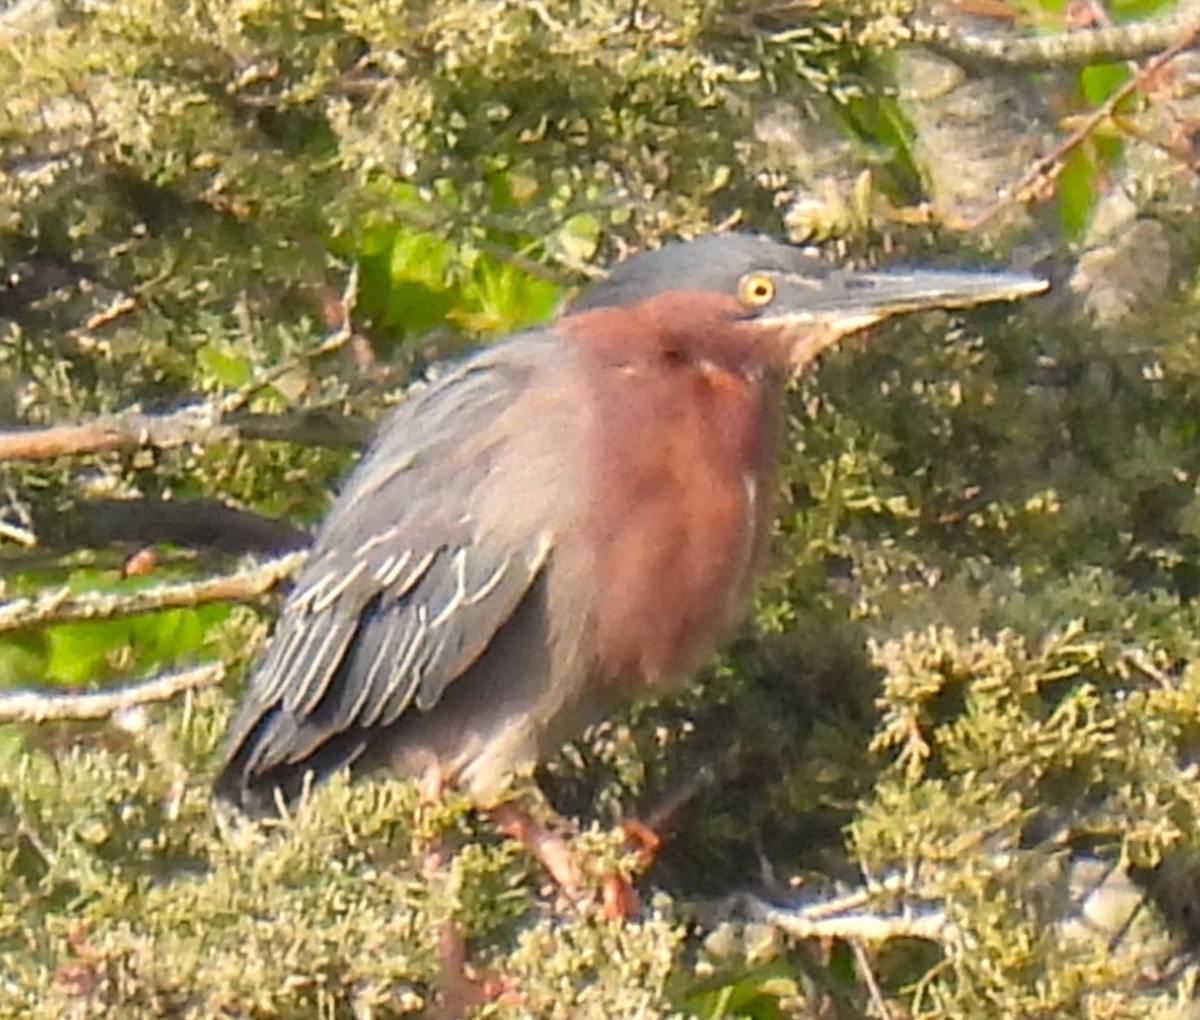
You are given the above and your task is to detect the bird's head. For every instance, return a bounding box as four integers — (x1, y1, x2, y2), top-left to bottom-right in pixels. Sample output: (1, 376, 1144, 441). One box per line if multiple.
(567, 233, 1048, 373)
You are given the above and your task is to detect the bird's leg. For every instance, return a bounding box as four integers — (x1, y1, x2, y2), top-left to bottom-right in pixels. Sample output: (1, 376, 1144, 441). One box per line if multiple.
(621, 767, 716, 870)
(417, 760, 447, 804)
(601, 770, 718, 920)
(486, 799, 585, 904)
(620, 818, 664, 867)
(599, 869, 641, 921)
(428, 918, 523, 1020)
(414, 766, 513, 1018)
(428, 920, 487, 1020)
(488, 798, 651, 920)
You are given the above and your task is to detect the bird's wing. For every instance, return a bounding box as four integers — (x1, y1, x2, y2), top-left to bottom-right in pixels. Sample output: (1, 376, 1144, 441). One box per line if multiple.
(217, 336, 567, 793)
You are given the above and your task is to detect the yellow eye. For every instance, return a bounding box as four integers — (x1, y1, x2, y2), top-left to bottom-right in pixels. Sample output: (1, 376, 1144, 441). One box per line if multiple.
(737, 272, 775, 307)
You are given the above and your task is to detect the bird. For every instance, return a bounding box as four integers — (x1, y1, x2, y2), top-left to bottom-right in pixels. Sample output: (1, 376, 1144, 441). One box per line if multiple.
(213, 233, 1046, 827)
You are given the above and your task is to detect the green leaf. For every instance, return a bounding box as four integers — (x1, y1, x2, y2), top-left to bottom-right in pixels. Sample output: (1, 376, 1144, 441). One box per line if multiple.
(1057, 144, 1097, 241)
(0, 637, 48, 687)
(389, 230, 453, 290)
(197, 343, 254, 389)
(551, 212, 601, 264)
(1079, 63, 1129, 107)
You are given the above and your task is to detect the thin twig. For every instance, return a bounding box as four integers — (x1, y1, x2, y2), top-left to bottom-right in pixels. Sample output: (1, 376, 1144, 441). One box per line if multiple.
(0, 662, 225, 722)
(0, 551, 307, 633)
(220, 264, 361, 416)
(850, 939, 893, 1020)
(80, 295, 139, 333)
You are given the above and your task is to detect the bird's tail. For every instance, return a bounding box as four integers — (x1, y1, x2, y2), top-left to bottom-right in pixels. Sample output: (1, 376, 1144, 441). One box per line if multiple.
(211, 709, 369, 819)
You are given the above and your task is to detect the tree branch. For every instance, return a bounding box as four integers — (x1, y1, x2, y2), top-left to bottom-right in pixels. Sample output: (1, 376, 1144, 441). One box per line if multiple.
(733, 883, 949, 944)
(743, 894, 947, 943)
(0, 405, 233, 461)
(0, 404, 374, 462)
(230, 410, 371, 449)
(0, 662, 226, 722)
(913, 9, 1200, 68)
(57, 497, 312, 556)
(0, 551, 307, 633)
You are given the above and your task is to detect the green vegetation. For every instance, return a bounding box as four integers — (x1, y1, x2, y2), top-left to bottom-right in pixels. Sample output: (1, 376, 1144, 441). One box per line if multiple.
(3, 0, 1200, 1016)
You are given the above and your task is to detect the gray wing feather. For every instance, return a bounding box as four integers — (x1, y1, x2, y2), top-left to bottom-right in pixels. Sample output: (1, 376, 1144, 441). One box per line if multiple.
(217, 334, 565, 797)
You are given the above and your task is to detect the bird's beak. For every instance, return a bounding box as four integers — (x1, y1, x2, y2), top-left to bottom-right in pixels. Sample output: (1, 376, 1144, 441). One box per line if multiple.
(763, 266, 1049, 368)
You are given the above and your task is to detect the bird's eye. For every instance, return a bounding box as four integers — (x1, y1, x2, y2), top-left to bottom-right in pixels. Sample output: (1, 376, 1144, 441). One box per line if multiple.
(737, 272, 775, 307)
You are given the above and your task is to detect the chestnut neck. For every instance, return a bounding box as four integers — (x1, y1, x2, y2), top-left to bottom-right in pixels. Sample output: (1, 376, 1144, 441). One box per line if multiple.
(560, 290, 793, 382)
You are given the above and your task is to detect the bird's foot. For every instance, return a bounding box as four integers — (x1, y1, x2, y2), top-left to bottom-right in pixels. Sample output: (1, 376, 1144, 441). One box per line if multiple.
(600, 771, 716, 918)
(620, 817, 663, 867)
(599, 870, 640, 920)
(487, 800, 655, 920)
(486, 800, 585, 903)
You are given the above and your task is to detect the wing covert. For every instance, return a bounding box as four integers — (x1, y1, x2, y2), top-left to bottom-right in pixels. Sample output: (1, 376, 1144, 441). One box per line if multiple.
(216, 333, 571, 803)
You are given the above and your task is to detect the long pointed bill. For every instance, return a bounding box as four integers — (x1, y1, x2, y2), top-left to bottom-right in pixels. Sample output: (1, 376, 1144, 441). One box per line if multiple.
(768, 267, 1049, 368)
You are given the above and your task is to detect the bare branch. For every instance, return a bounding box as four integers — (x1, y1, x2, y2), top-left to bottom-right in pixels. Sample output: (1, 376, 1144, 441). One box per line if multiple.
(914, 9, 1200, 68)
(57, 497, 312, 556)
(702, 874, 949, 945)
(0, 405, 235, 461)
(230, 410, 371, 449)
(0, 551, 307, 633)
(739, 891, 948, 944)
(0, 404, 374, 462)
(0, 662, 226, 722)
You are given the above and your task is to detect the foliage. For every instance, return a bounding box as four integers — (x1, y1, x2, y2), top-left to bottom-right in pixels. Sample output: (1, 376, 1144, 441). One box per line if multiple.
(1, 697, 681, 1018)
(3, 0, 1200, 1016)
